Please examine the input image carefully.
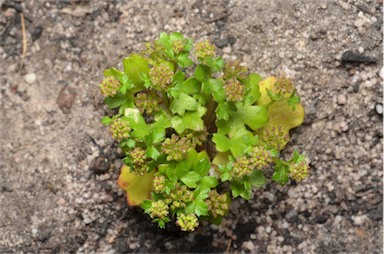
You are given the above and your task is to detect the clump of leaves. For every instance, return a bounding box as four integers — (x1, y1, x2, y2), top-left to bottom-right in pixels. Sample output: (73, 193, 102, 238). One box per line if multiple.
(100, 32, 309, 231)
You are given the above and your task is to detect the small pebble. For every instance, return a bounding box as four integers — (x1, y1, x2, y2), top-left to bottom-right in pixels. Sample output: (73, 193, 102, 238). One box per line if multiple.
(375, 104, 383, 115)
(354, 18, 365, 28)
(24, 73, 37, 84)
(337, 94, 347, 105)
(243, 241, 255, 251)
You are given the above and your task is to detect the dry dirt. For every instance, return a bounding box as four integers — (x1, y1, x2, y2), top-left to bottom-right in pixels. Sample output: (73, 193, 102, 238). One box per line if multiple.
(0, 0, 383, 253)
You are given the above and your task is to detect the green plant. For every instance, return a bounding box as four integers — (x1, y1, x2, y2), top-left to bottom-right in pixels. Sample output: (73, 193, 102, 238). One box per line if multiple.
(100, 32, 309, 231)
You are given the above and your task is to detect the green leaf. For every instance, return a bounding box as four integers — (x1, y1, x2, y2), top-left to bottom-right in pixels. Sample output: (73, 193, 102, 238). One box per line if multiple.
(266, 89, 282, 101)
(272, 161, 290, 185)
(201, 79, 225, 103)
(147, 146, 160, 160)
(249, 170, 266, 188)
(287, 94, 300, 111)
(169, 32, 184, 41)
(119, 139, 136, 149)
(169, 77, 201, 97)
(194, 157, 211, 177)
(244, 73, 262, 105)
(180, 171, 201, 188)
(140, 200, 152, 213)
(205, 57, 224, 72)
(123, 54, 150, 91)
(124, 108, 150, 139)
(212, 133, 230, 152)
(177, 52, 193, 68)
(195, 64, 208, 82)
(194, 199, 209, 216)
(170, 93, 198, 116)
(101, 116, 112, 125)
(104, 68, 124, 82)
(104, 93, 130, 109)
(227, 128, 258, 157)
(231, 181, 252, 200)
(220, 172, 232, 182)
(231, 181, 245, 198)
(175, 159, 192, 179)
(171, 105, 207, 133)
(173, 70, 186, 85)
(216, 102, 236, 121)
(200, 176, 218, 189)
(235, 105, 268, 130)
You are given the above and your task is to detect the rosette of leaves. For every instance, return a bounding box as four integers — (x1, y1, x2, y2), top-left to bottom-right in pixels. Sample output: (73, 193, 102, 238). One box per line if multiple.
(100, 32, 309, 231)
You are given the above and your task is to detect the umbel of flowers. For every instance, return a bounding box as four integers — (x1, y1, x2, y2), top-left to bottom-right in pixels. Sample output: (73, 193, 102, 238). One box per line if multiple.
(100, 32, 309, 231)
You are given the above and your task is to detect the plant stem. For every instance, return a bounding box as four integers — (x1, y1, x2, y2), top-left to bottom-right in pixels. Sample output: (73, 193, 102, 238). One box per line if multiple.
(204, 96, 217, 128)
(162, 91, 172, 115)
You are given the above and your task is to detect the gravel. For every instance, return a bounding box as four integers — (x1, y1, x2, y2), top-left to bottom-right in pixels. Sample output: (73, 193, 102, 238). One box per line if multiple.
(0, 0, 382, 253)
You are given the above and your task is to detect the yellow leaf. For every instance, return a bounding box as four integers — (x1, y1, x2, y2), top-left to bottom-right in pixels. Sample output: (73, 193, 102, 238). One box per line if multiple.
(257, 76, 305, 149)
(117, 165, 155, 206)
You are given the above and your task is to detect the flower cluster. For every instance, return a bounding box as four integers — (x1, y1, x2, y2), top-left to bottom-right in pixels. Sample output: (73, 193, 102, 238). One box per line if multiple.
(184, 129, 208, 148)
(205, 190, 229, 218)
(150, 63, 174, 91)
(128, 147, 148, 175)
(231, 155, 253, 179)
(161, 134, 191, 161)
(224, 78, 245, 102)
(259, 126, 289, 150)
(172, 39, 185, 54)
(149, 200, 169, 219)
(274, 76, 294, 95)
(194, 40, 215, 60)
(135, 91, 161, 115)
(249, 146, 272, 170)
(289, 161, 309, 182)
(177, 213, 199, 231)
(153, 175, 166, 193)
(164, 183, 193, 210)
(223, 60, 247, 80)
(100, 76, 121, 97)
(110, 118, 130, 141)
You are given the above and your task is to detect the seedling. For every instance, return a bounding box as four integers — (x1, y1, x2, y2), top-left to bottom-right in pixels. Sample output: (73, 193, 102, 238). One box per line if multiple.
(100, 32, 309, 231)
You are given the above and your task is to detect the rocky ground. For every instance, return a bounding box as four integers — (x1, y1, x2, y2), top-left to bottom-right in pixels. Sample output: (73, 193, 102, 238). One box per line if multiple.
(0, 0, 382, 253)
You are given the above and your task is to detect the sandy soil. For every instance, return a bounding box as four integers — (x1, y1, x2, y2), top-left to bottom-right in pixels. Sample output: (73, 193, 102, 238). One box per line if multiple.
(0, 0, 382, 253)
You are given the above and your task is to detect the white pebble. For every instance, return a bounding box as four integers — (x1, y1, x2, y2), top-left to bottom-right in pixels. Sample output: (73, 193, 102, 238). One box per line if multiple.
(375, 104, 383, 115)
(337, 94, 347, 105)
(243, 241, 255, 251)
(354, 18, 365, 28)
(24, 73, 37, 84)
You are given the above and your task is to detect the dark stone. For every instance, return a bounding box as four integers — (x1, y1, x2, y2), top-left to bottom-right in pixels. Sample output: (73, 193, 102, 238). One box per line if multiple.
(341, 51, 378, 64)
(368, 205, 383, 221)
(328, 191, 337, 205)
(352, 82, 360, 93)
(234, 222, 256, 244)
(215, 38, 229, 48)
(316, 214, 328, 224)
(56, 85, 77, 114)
(116, 237, 131, 253)
(37, 230, 51, 242)
(228, 35, 237, 45)
(31, 26, 43, 42)
(90, 156, 110, 174)
(285, 209, 298, 223)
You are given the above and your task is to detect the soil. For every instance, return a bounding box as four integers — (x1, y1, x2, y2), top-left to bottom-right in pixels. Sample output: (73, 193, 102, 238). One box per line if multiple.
(0, 0, 382, 253)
